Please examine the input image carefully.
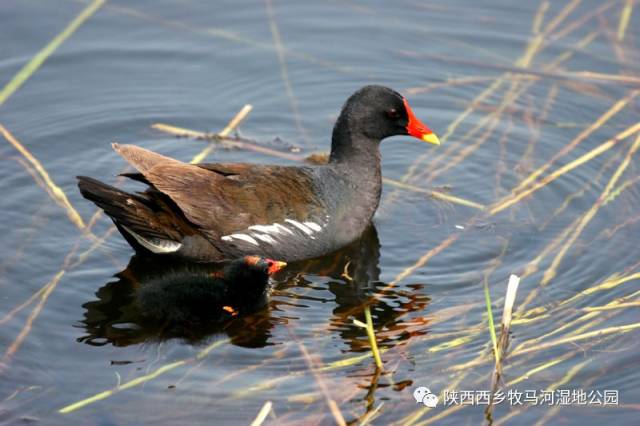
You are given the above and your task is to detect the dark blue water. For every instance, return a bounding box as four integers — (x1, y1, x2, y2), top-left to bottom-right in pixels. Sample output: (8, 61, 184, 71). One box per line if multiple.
(1, 0, 639, 424)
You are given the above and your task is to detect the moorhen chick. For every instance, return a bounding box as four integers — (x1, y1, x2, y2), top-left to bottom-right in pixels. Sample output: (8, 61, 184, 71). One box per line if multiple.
(78, 85, 440, 262)
(136, 255, 286, 323)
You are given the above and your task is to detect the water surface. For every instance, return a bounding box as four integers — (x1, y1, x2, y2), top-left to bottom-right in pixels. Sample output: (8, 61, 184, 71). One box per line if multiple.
(1, 0, 639, 424)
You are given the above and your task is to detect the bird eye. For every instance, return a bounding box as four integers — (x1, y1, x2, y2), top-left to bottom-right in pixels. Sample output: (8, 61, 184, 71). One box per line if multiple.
(386, 108, 400, 119)
(267, 261, 273, 268)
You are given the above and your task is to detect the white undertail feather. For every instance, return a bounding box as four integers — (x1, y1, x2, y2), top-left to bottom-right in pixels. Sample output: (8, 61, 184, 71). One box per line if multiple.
(121, 226, 182, 254)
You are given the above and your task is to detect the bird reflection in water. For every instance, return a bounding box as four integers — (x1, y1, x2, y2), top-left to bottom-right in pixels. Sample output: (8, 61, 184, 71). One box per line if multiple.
(79, 224, 431, 350)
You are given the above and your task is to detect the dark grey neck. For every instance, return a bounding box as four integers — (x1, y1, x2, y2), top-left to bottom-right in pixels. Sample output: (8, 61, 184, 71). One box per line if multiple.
(325, 114, 383, 243)
(329, 113, 382, 173)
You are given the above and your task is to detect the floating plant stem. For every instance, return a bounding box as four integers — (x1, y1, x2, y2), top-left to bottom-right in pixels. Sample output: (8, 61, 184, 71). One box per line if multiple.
(483, 277, 499, 365)
(364, 305, 383, 369)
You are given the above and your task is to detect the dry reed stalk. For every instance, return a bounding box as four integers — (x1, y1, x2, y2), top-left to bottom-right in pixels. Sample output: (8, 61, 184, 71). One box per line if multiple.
(516, 84, 558, 176)
(0, 214, 118, 329)
(0, 271, 64, 372)
(508, 274, 640, 359)
(416, 29, 602, 186)
(388, 231, 466, 288)
(417, 330, 617, 426)
(405, 76, 505, 95)
(397, 361, 474, 426)
(513, 322, 640, 357)
(68, 226, 117, 269)
(204, 348, 288, 391)
(359, 402, 383, 426)
(597, 210, 640, 239)
(492, 330, 618, 424)
(13, 156, 48, 195)
(535, 0, 582, 40)
(541, 133, 640, 285)
(532, 1, 549, 35)
(484, 276, 520, 424)
(496, 275, 520, 366)
(572, 70, 640, 85)
(0, 0, 105, 106)
(454, 319, 640, 375)
(425, 58, 640, 87)
(0, 198, 49, 277)
(381, 179, 485, 210)
(152, 121, 301, 162)
(318, 348, 390, 372)
(265, 0, 311, 145)
(0, 282, 47, 327)
(418, 268, 636, 423)
(363, 306, 383, 369)
(617, 0, 634, 41)
(424, 81, 521, 183)
(597, 13, 627, 64)
(518, 290, 640, 353)
(510, 274, 640, 351)
(511, 91, 639, 193)
(400, 0, 587, 190)
(0, 125, 86, 230)
(603, 175, 640, 205)
(426, 99, 503, 182)
(539, 145, 625, 230)
(190, 105, 253, 164)
(250, 401, 273, 426)
(289, 329, 347, 426)
(497, 359, 591, 426)
(411, 265, 635, 421)
(395, 77, 506, 195)
(84, 207, 105, 231)
(59, 338, 230, 413)
(390, 23, 610, 218)
(412, 266, 640, 392)
(546, 0, 615, 44)
(490, 121, 640, 215)
(0, 217, 122, 371)
(506, 351, 576, 387)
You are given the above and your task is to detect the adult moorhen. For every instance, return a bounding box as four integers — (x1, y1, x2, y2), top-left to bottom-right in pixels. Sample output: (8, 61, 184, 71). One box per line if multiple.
(78, 85, 440, 262)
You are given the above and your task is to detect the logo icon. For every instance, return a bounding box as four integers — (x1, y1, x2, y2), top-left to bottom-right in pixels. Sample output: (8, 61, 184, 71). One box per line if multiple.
(413, 386, 438, 408)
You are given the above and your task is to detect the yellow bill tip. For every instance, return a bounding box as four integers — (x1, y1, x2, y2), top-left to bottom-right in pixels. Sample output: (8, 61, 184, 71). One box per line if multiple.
(422, 133, 441, 145)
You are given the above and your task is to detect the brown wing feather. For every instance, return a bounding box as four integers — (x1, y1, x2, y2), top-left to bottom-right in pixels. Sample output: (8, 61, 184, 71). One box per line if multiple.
(113, 144, 324, 239)
(113, 143, 183, 173)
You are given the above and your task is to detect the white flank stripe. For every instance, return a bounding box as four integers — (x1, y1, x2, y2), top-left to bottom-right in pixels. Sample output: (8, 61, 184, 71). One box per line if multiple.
(223, 233, 260, 245)
(285, 219, 313, 235)
(275, 223, 295, 235)
(249, 223, 294, 235)
(304, 222, 322, 232)
(253, 233, 276, 244)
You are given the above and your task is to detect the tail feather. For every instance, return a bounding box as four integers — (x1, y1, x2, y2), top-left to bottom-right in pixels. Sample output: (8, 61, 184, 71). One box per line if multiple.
(77, 176, 182, 253)
(112, 143, 182, 175)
